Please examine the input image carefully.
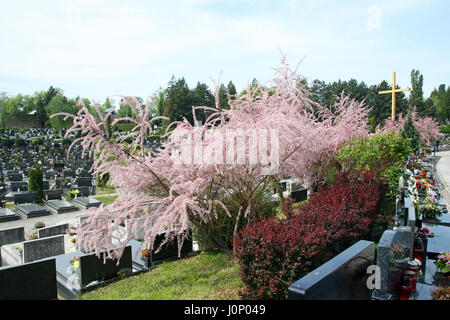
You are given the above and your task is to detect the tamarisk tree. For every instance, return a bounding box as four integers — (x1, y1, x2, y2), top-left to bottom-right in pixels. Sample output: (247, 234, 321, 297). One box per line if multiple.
(379, 107, 444, 147)
(52, 57, 371, 260)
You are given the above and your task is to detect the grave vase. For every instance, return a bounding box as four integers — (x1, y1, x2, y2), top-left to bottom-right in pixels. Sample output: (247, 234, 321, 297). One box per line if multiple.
(415, 219, 422, 229)
(388, 258, 409, 297)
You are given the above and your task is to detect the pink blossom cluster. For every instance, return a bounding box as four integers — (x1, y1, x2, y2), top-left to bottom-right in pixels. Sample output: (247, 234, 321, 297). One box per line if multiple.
(379, 107, 444, 146)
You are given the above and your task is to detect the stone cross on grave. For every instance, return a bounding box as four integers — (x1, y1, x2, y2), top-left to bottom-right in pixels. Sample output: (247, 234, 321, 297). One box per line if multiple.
(378, 72, 410, 121)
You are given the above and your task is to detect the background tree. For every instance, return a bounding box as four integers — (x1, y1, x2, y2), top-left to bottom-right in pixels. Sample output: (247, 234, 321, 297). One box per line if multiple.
(36, 86, 58, 127)
(191, 82, 215, 124)
(430, 84, 450, 123)
(409, 69, 426, 117)
(164, 76, 195, 123)
(45, 94, 78, 130)
(28, 166, 44, 205)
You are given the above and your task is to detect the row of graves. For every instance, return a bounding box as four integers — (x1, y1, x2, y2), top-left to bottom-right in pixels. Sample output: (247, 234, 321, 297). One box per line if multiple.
(0, 128, 65, 141)
(0, 211, 195, 299)
(0, 128, 192, 299)
(287, 152, 449, 300)
(0, 130, 105, 221)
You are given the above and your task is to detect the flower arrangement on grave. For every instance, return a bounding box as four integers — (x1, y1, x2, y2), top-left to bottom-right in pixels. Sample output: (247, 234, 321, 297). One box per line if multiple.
(435, 251, 450, 274)
(70, 257, 80, 273)
(420, 200, 442, 219)
(418, 227, 434, 238)
(70, 236, 76, 243)
(390, 243, 409, 263)
(70, 189, 79, 198)
(415, 182, 427, 192)
(140, 248, 151, 259)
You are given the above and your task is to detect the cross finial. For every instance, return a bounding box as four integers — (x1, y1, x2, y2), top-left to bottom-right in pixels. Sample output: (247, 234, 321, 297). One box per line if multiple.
(379, 72, 411, 121)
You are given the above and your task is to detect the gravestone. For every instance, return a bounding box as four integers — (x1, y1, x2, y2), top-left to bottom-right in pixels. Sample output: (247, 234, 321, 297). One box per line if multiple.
(75, 177, 92, 187)
(0, 258, 57, 300)
(0, 227, 25, 246)
(38, 223, 69, 239)
(8, 173, 23, 182)
(372, 229, 413, 300)
(22, 234, 65, 263)
(79, 246, 132, 287)
(55, 246, 133, 298)
(288, 240, 375, 300)
(151, 231, 193, 264)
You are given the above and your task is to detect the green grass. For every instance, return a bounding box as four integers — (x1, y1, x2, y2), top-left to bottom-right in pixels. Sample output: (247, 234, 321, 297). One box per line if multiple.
(77, 252, 244, 300)
(92, 195, 118, 206)
(5, 202, 15, 210)
(95, 186, 116, 195)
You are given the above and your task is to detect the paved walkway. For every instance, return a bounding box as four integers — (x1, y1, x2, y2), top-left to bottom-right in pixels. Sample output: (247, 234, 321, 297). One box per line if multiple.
(0, 205, 86, 236)
(435, 149, 450, 205)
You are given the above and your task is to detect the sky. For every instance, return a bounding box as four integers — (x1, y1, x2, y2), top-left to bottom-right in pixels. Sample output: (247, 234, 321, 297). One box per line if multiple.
(0, 0, 449, 107)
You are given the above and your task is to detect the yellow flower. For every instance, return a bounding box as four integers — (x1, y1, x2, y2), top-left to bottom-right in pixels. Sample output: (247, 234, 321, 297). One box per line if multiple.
(73, 260, 80, 268)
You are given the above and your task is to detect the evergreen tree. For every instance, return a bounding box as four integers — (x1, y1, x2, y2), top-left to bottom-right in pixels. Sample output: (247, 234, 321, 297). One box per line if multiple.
(28, 166, 44, 205)
(36, 86, 58, 127)
(402, 111, 421, 153)
(409, 69, 426, 117)
(164, 76, 195, 123)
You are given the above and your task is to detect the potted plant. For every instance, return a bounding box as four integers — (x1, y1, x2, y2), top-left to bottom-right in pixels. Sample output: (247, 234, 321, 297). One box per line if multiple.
(435, 251, 450, 274)
(421, 201, 442, 219)
(34, 221, 45, 229)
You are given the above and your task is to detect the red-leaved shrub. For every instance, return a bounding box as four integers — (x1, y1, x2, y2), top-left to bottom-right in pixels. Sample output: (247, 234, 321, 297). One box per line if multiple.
(233, 171, 382, 299)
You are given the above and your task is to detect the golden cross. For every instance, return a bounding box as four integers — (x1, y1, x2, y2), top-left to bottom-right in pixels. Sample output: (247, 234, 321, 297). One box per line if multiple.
(378, 72, 410, 121)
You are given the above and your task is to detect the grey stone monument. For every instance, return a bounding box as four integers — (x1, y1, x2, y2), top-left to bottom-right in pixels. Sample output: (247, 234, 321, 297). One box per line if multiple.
(372, 229, 413, 300)
(22, 234, 65, 263)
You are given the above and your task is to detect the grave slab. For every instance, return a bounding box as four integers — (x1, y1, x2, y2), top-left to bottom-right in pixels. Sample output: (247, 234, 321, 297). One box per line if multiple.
(73, 196, 102, 209)
(0, 207, 20, 222)
(422, 223, 450, 259)
(46, 199, 79, 214)
(288, 240, 375, 300)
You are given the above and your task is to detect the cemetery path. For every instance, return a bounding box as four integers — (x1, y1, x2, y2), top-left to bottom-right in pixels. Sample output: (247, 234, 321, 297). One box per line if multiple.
(0, 207, 85, 235)
(436, 150, 450, 204)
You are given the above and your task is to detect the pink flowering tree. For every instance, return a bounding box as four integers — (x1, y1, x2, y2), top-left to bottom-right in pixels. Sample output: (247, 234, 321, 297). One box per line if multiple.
(379, 107, 444, 146)
(52, 56, 371, 259)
